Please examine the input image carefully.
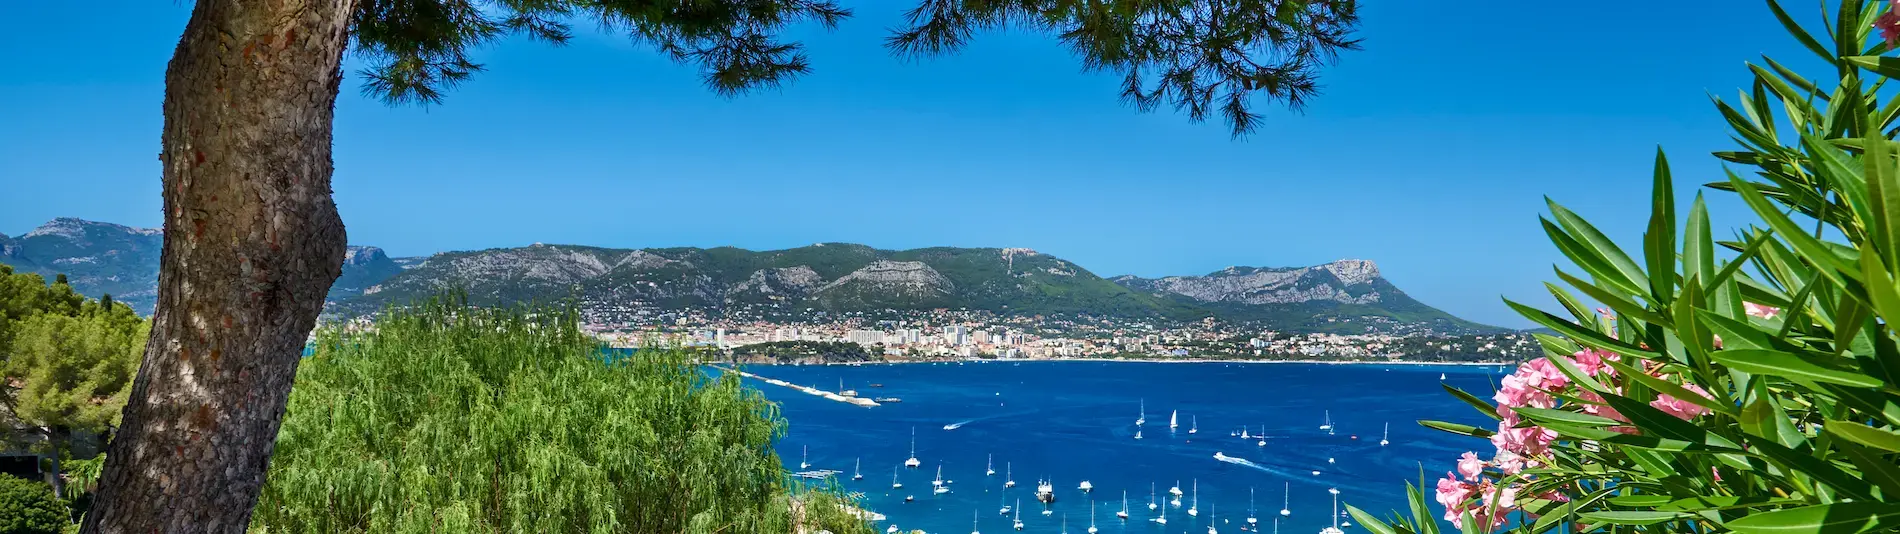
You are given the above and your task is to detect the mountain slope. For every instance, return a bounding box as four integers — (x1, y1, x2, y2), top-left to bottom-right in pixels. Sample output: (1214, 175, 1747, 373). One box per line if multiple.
(0, 218, 413, 314)
(1111, 261, 1497, 332)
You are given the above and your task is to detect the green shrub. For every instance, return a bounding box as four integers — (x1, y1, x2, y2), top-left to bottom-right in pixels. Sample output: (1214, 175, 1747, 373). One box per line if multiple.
(0, 475, 67, 534)
(251, 295, 859, 533)
(1351, 2, 1900, 533)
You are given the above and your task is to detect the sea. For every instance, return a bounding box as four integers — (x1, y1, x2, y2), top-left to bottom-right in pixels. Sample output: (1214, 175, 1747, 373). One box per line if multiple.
(739, 360, 1506, 534)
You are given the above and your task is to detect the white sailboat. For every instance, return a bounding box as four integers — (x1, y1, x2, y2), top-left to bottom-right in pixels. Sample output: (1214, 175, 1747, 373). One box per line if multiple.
(1014, 499, 1024, 530)
(1241, 427, 1250, 439)
(906, 428, 922, 468)
(1247, 487, 1259, 527)
(1005, 463, 1016, 488)
(972, 510, 981, 534)
(1079, 480, 1093, 493)
(853, 457, 863, 480)
(1318, 488, 1344, 534)
(1439, 372, 1447, 380)
(1136, 399, 1146, 426)
(892, 465, 903, 489)
(933, 464, 949, 494)
(1087, 501, 1099, 534)
(1190, 416, 1198, 434)
(1134, 429, 1143, 440)
(1188, 479, 1199, 517)
(987, 454, 996, 476)
(1280, 482, 1291, 516)
(1148, 483, 1159, 511)
(1379, 423, 1390, 447)
(1170, 481, 1184, 497)
(800, 446, 810, 469)
(1207, 504, 1218, 534)
(1117, 491, 1130, 519)
(888, 525, 899, 534)
(1170, 410, 1179, 430)
(1318, 411, 1333, 432)
(1000, 493, 1013, 516)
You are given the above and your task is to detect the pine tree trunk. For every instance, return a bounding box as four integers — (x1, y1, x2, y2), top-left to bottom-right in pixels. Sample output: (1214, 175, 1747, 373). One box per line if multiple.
(80, 0, 355, 531)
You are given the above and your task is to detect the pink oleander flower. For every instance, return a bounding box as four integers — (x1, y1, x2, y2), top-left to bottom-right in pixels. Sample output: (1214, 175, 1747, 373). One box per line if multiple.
(1712, 466, 1723, 482)
(1568, 349, 1618, 377)
(1518, 358, 1568, 389)
(1877, 5, 1900, 46)
(1576, 389, 1627, 422)
(1745, 302, 1781, 319)
(1436, 473, 1473, 511)
(1492, 423, 1559, 457)
(1650, 383, 1713, 420)
(1478, 482, 1519, 512)
(1458, 452, 1486, 481)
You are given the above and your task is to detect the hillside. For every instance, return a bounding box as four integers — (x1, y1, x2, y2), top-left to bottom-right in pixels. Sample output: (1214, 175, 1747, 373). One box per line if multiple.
(0, 218, 1504, 333)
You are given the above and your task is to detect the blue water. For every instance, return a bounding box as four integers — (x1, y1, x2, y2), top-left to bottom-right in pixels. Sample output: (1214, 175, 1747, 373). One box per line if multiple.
(743, 361, 1504, 534)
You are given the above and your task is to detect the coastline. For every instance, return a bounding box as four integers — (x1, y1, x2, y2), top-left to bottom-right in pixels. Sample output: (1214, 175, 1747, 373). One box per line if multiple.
(731, 357, 1512, 368)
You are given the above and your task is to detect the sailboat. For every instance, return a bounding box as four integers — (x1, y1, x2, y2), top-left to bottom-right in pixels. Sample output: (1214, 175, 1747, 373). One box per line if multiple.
(853, 457, 863, 480)
(1136, 399, 1146, 426)
(1087, 501, 1099, 534)
(1241, 427, 1250, 439)
(1207, 504, 1218, 534)
(1134, 429, 1143, 440)
(1014, 499, 1024, 530)
(1000, 493, 1012, 516)
(1117, 491, 1129, 519)
(1063, 515, 1069, 534)
(987, 454, 996, 476)
(1247, 487, 1259, 528)
(1439, 372, 1447, 380)
(1280, 482, 1291, 516)
(1148, 483, 1159, 511)
(1170, 410, 1179, 430)
(1188, 479, 1199, 517)
(1079, 480, 1093, 493)
(972, 510, 981, 534)
(1319, 411, 1333, 432)
(1170, 481, 1184, 497)
(800, 446, 810, 469)
(892, 465, 903, 489)
(1319, 488, 1344, 534)
(1005, 463, 1016, 488)
(1190, 416, 1199, 434)
(905, 428, 922, 468)
(933, 464, 949, 494)
(1379, 423, 1390, 447)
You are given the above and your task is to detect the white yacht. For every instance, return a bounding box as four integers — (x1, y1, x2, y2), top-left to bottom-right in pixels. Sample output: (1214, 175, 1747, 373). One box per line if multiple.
(1135, 399, 1146, 426)
(1318, 411, 1333, 432)
(1134, 429, 1143, 440)
(888, 525, 900, 534)
(972, 510, 981, 534)
(1004, 463, 1016, 488)
(987, 454, 996, 476)
(1000, 493, 1013, 516)
(1170, 481, 1184, 497)
(1207, 504, 1218, 534)
(1440, 372, 1447, 380)
(853, 458, 863, 480)
(1241, 427, 1250, 439)
(1117, 491, 1129, 519)
(1079, 480, 1093, 493)
(1036, 479, 1057, 503)
(800, 446, 810, 469)
(1318, 488, 1344, 534)
(1190, 416, 1198, 434)
(1170, 410, 1179, 430)
(1188, 479, 1199, 517)
(1379, 423, 1390, 447)
(1280, 482, 1291, 516)
(1014, 500, 1024, 531)
(1148, 483, 1159, 511)
(905, 428, 922, 468)
(892, 465, 903, 489)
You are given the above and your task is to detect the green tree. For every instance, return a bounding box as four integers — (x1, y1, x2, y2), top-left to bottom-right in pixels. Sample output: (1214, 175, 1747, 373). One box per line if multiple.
(252, 296, 820, 533)
(0, 293, 145, 499)
(96, 0, 1363, 531)
(0, 475, 66, 534)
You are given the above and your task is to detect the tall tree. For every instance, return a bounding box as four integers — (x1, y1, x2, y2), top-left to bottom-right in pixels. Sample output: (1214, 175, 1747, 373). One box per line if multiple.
(85, 1, 1361, 532)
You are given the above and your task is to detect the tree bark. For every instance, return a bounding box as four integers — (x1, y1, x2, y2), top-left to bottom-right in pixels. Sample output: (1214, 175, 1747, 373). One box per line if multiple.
(80, 0, 355, 531)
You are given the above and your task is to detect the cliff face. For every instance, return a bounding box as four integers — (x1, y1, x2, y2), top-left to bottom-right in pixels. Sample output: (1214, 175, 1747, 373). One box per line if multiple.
(1112, 260, 1386, 306)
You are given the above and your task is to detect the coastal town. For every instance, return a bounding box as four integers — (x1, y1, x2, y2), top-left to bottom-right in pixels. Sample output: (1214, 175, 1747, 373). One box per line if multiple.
(581, 307, 1543, 364)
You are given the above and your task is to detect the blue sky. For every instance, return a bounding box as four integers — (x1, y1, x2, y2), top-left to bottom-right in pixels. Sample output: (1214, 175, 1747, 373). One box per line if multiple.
(0, 2, 1822, 328)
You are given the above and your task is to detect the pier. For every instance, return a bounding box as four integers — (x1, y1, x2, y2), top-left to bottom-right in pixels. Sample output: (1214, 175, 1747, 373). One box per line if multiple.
(715, 366, 881, 408)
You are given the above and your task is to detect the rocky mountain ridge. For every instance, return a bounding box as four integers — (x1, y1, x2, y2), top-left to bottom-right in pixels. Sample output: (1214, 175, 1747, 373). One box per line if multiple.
(0, 218, 1500, 333)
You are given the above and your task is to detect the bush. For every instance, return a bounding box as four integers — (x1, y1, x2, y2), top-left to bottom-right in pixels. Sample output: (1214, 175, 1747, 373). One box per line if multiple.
(251, 296, 861, 533)
(0, 475, 67, 534)
(1351, 2, 1900, 533)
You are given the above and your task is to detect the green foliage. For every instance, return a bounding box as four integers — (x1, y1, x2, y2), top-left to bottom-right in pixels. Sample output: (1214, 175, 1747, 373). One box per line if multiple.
(252, 295, 865, 534)
(1354, 2, 1900, 533)
(4, 311, 146, 434)
(346, 0, 1359, 136)
(0, 475, 66, 534)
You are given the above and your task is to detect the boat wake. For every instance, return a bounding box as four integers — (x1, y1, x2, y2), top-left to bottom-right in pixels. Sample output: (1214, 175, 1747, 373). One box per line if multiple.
(942, 408, 1041, 431)
(944, 421, 969, 430)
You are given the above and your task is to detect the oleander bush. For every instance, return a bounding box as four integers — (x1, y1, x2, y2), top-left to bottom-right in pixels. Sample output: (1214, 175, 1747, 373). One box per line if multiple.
(249, 295, 866, 533)
(1350, 2, 1900, 533)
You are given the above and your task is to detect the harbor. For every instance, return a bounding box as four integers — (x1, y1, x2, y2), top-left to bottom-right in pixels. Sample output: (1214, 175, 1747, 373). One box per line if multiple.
(715, 365, 883, 407)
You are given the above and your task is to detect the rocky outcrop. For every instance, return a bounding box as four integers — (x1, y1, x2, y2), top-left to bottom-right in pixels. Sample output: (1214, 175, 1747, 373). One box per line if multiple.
(729, 266, 822, 297)
(1115, 260, 1385, 305)
(817, 260, 954, 296)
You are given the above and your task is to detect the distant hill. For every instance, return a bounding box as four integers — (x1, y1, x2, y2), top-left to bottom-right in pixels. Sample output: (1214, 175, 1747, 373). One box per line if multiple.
(0, 218, 1504, 333)
(0, 218, 412, 314)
